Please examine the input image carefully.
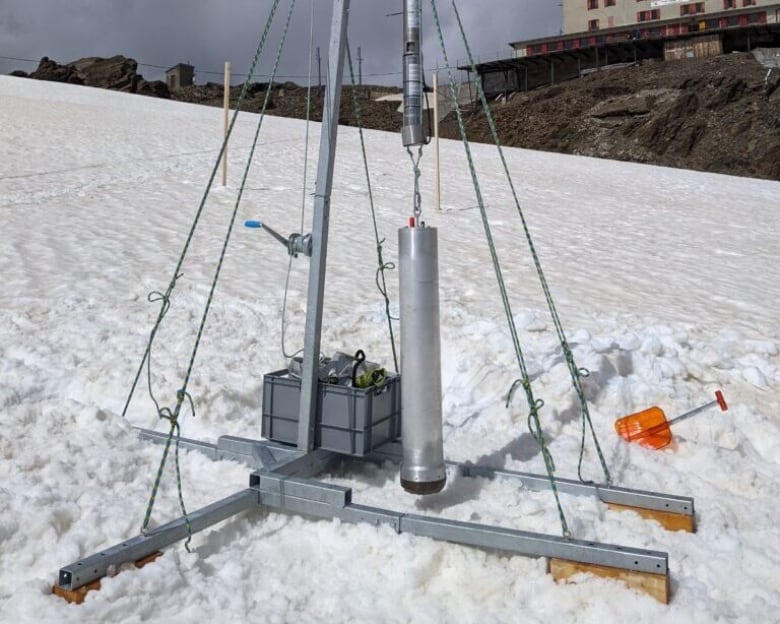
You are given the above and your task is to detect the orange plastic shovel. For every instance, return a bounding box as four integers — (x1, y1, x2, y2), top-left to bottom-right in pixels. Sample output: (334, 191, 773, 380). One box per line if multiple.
(615, 390, 728, 450)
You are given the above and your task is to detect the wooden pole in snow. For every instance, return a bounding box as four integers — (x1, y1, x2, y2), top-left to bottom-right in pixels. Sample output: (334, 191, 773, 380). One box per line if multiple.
(222, 61, 231, 187)
(433, 71, 441, 212)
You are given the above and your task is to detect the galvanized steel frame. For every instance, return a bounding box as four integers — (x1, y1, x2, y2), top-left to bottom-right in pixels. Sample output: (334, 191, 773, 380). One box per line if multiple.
(56, 436, 675, 592)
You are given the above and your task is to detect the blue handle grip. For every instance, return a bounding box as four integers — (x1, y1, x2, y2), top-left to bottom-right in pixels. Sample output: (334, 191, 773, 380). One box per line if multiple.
(244, 220, 263, 229)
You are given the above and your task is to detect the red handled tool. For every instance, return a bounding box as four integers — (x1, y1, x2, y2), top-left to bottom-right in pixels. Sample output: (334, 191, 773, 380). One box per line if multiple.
(615, 390, 728, 450)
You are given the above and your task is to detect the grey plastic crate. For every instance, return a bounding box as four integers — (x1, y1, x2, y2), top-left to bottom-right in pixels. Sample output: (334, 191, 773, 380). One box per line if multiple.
(261, 369, 402, 457)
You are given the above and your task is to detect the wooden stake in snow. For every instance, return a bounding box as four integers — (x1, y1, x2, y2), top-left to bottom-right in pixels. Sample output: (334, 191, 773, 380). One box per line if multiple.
(222, 61, 231, 187)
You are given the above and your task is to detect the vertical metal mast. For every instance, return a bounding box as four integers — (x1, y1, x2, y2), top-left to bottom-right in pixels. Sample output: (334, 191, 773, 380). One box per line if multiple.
(297, 0, 351, 451)
(402, 0, 425, 147)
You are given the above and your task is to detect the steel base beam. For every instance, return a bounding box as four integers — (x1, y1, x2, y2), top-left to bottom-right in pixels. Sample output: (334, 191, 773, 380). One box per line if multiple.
(135, 428, 301, 469)
(56, 489, 257, 592)
(371, 442, 694, 520)
(136, 428, 695, 526)
(247, 468, 668, 576)
(247, 461, 670, 600)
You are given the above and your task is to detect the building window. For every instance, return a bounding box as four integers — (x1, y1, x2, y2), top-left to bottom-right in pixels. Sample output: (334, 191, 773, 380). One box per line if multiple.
(723, 0, 737, 8)
(588, 18, 600, 31)
(605, 0, 616, 5)
(742, 0, 756, 5)
(587, 0, 598, 9)
(680, 2, 705, 15)
(637, 9, 661, 21)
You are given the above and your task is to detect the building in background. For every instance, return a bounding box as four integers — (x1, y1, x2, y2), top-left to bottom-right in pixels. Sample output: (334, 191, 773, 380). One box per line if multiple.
(564, 0, 780, 35)
(464, 1, 780, 99)
(165, 63, 194, 90)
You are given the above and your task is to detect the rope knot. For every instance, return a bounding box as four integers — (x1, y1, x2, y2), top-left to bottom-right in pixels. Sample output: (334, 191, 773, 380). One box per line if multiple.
(158, 406, 177, 425)
(505, 378, 525, 408)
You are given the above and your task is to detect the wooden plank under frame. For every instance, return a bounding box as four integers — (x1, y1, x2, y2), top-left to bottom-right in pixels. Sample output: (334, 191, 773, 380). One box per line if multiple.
(52, 552, 162, 604)
(607, 502, 696, 533)
(549, 557, 670, 603)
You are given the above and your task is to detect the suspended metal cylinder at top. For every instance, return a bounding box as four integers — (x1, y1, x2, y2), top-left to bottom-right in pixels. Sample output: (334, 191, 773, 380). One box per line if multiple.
(399, 225, 446, 494)
(402, 0, 425, 147)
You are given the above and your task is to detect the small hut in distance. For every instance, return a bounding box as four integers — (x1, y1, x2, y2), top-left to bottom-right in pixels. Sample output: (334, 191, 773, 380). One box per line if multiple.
(166, 63, 194, 90)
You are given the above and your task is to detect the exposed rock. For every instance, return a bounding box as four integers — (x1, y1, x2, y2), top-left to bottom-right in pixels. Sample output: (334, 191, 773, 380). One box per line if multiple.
(630, 91, 701, 156)
(29, 57, 83, 84)
(764, 142, 780, 178)
(765, 71, 780, 97)
(9, 70, 28, 78)
(703, 77, 748, 108)
(19, 55, 160, 96)
(70, 55, 140, 91)
(590, 96, 651, 119)
(137, 80, 170, 99)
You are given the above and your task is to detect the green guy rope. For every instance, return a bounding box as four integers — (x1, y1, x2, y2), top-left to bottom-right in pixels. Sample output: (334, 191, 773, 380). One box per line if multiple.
(122, 0, 285, 421)
(428, 0, 570, 538)
(450, 0, 610, 486)
(346, 40, 399, 373)
(134, 0, 296, 541)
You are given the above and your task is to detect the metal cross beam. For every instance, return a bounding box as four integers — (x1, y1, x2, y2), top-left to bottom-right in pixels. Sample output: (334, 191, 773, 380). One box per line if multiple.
(249, 469, 668, 575)
(136, 428, 695, 522)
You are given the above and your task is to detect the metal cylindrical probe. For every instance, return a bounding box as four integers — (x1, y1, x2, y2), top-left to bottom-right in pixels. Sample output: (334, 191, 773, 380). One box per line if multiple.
(399, 224, 446, 494)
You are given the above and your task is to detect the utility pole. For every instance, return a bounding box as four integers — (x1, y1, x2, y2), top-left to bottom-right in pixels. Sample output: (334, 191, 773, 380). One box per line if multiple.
(357, 46, 363, 86)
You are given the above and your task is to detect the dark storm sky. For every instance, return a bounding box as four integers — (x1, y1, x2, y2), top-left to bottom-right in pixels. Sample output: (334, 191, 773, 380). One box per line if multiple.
(0, 1, 561, 85)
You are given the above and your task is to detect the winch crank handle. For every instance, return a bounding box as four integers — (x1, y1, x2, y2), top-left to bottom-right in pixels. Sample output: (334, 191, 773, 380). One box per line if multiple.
(667, 390, 728, 427)
(244, 220, 289, 248)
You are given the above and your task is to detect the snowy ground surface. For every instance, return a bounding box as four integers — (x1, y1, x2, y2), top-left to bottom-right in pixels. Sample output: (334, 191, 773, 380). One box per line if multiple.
(1, 76, 778, 624)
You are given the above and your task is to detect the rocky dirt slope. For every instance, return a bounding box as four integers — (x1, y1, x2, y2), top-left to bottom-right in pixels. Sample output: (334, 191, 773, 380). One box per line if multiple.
(444, 52, 780, 181)
(11, 53, 780, 180)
